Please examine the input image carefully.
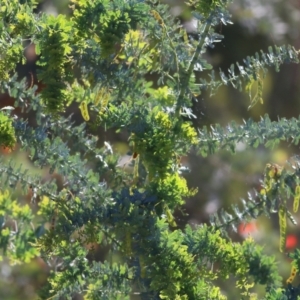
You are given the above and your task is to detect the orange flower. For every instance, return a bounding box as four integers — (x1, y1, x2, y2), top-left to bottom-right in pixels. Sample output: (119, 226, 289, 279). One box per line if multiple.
(0, 144, 16, 154)
(238, 221, 258, 238)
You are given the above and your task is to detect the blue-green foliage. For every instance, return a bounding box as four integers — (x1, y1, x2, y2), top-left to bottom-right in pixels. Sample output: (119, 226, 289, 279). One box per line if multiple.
(1, 0, 300, 299)
(198, 115, 300, 157)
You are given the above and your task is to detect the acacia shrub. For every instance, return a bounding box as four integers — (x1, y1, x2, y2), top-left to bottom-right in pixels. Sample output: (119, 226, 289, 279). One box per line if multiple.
(1, 0, 300, 299)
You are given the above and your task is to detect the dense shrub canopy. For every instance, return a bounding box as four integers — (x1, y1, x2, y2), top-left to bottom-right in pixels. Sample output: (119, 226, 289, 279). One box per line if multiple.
(1, 0, 300, 299)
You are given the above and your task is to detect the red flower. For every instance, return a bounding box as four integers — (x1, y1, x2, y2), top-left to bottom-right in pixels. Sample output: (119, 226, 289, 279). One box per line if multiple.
(286, 234, 298, 250)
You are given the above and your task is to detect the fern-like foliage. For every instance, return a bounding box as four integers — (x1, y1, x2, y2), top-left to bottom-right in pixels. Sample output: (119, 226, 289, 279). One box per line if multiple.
(198, 115, 300, 157)
(1, 0, 300, 299)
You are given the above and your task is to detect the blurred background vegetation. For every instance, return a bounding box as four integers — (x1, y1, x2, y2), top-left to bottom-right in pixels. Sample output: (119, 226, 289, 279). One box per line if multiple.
(1, 0, 300, 298)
